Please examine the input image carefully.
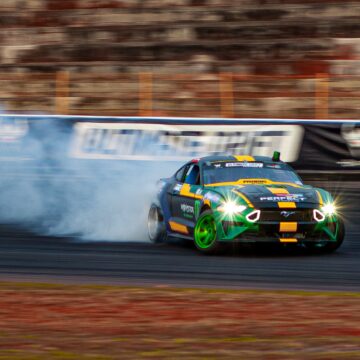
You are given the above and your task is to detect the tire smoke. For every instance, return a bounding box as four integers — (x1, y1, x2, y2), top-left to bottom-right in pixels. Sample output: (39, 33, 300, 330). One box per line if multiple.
(0, 118, 180, 241)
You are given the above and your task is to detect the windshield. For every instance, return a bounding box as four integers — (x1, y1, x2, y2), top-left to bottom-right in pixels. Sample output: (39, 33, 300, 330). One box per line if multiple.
(202, 161, 302, 185)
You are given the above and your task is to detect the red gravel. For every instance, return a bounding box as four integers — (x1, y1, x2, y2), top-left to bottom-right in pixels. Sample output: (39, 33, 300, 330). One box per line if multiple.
(0, 283, 359, 359)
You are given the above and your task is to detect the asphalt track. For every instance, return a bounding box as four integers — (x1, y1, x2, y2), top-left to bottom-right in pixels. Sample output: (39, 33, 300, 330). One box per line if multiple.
(0, 181, 359, 291)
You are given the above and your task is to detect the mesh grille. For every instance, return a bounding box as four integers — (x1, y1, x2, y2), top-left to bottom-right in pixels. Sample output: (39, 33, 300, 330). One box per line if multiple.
(260, 209, 313, 222)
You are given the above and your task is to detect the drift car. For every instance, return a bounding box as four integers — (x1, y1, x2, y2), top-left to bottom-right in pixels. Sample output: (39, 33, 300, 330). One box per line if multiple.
(148, 153, 344, 254)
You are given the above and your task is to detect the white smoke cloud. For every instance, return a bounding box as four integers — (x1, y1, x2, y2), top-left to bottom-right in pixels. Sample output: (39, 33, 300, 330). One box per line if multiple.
(0, 117, 181, 241)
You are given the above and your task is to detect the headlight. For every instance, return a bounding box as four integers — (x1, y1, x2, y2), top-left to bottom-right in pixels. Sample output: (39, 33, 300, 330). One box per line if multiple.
(246, 209, 261, 223)
(313, 202, 337, 222)
(322, 203, 336, 216)
(218, 201, 246, 215)
(313, 209, 325, 222)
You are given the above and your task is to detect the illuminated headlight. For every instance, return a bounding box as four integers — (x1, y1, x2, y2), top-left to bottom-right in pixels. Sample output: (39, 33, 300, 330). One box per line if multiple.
(322, 203, 336, 216)
(313, 203, 337, 222)
(218, 201, 247, 215)
(313, 209, 325, 222)
(246, 210, 261, 223)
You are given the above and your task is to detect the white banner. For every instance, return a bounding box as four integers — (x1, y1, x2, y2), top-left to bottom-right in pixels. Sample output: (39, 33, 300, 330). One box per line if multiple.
(70, 122, 304, 162)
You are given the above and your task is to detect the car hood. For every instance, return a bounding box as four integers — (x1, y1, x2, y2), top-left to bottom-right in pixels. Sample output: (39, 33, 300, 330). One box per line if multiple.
(205, 182, 323, 209)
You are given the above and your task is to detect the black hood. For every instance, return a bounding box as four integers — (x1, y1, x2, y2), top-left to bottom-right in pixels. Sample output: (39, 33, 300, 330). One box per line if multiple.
(231, 184, 320, 209)
(205, 183, 320, 209)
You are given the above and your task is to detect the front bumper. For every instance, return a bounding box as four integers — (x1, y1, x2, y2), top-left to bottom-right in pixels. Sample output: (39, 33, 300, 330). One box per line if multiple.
(215, 208, 339, 244)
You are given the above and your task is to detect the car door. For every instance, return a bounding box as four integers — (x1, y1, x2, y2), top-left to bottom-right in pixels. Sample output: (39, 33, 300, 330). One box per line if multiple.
(170, 163, 202, 233)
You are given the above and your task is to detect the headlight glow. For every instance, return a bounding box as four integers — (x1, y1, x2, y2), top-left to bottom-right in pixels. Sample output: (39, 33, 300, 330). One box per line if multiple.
(218, 201, 246, 215)
(246, 209, 261, 223)
(313, 209, 325, 222)
(322, 203, 336, 216)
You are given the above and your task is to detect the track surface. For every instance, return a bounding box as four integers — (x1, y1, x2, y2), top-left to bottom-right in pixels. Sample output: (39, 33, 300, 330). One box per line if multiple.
(0, 183, 359, 291)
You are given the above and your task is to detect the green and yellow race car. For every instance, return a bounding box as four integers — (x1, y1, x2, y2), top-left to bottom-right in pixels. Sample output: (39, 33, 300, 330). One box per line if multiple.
(148, 153, 344, 254)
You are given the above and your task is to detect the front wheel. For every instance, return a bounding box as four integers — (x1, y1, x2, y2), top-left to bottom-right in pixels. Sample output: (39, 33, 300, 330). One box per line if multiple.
(306, 219, 345, 254)
(194, 210, 221, 254)
(147, 204, 167, 243)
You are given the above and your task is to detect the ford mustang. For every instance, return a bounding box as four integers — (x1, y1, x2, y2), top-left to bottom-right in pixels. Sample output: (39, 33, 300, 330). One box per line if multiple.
(147, 153, 344, 254)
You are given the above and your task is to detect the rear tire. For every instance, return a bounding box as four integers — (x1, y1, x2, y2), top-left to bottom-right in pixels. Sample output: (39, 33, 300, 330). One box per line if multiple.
(147, 204, 167, 243)
(194, 210, 222, 254)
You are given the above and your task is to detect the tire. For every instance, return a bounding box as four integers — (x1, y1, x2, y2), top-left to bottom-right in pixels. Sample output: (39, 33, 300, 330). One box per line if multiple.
(194, 210, 222, 254)
(147, 204, 167, 243)
(306, 219, 345, 254)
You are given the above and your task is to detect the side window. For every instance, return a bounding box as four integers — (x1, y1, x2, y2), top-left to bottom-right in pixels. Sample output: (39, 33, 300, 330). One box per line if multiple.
(175, 166, 187, 183)
(184, 164, 200, 185)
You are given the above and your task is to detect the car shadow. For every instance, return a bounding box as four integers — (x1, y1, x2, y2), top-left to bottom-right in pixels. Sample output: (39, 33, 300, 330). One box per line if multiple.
(165, 236, 340, 258)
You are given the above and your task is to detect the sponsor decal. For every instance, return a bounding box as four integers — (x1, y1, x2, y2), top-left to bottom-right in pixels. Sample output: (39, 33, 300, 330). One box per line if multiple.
(260, 195, 305, 202)
(195, 188, 202, 195)
(225, 162, 263, 168)
(70, 123, 304, 162)
(241, 179, 267, 184)
(181, 204, 194, 214)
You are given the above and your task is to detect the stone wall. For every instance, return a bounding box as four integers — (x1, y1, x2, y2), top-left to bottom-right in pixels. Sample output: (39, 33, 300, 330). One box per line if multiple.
(0, 0, 359, 117)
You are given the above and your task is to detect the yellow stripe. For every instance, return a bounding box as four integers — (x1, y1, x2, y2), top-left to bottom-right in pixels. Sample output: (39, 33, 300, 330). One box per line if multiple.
(180, 184, 191, 196)
(232, 190, 254, 208)
(278, 202, 296, 208)
(206, 181, 252, 187)
(169, 221, 189, 234)
(204, 199, 211, 207)
(180, 184, 203, 199)
(239, 179, 269, 185)
(279, 238, 298, 243)
(268, 188, 289, 194)
(206, 180, 268, 187)
(316, 190, 324, 206)
(267, 181, 304, 189)
(279, 222, 297, 232)
(234, 155, 255, 162)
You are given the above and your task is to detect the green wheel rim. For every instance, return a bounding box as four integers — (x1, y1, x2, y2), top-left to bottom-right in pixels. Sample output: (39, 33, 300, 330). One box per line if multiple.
(194, 214, 217, 249)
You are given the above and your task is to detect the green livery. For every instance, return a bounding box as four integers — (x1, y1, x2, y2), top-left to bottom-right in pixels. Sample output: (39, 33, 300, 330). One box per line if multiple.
(148, 153, 345, 254)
